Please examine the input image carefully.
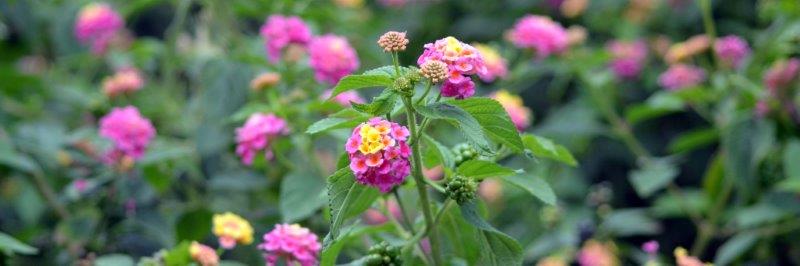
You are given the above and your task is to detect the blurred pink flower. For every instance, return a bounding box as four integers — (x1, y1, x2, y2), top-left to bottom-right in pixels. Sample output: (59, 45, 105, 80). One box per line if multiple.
(508, 15, 568, 58)
(189, 242, 219, 266)
(308, 35, 360, 84)
(764, 58, 799, 96)
(362, 198, 403, 225)
(74, 179, 88, 193)
(99, 106, 155, 163)
(607, 40, 648, 79)
(658, 64, 706, 90)
(235, 113, 289, 166)
(259, 224, 321, 266)
(474, 44, 508, 82)
(74, 3, 124, 55)
(418, 36, 487, 99)
(260, 15, 312, 63)
(642, 240, 659, 255)
(714, 35, 750, 69)
(578, 240, 618, 266)
(346, 118, 411, 193)
(321, 89, 365, 107)
(479, 179, 503, 203)
(103, 68, 145, 98)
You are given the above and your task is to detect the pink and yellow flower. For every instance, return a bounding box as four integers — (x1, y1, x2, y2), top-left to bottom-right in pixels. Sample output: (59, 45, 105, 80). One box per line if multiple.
(508, 15, 568, 58)
(607, 40, 648, 79)
(492, 90, 532, 131)
(714, 35, 750, 69)
(474, 44, 508, 82)
(102, 68, 144, 98)
(658, 64, 706, 91)
(664, 35, 710, 65)
(74, 3, 124, 55)
(212, 212, 254, 249)
(189, 241, 219, 266)
(578, 240, 618, 266)
(321, 89, 365, 107)
(674, 247, 711, 266)
(259, 223, 321, 266)
(98, 106, 155, 164)
(260, 15, 312, 63)
(346, 118, 411, 192)
(418, 36, 488, 99)
(235, 113, 289, 166)
(763, 58, 799, 96)
(308, 35, 360, 84)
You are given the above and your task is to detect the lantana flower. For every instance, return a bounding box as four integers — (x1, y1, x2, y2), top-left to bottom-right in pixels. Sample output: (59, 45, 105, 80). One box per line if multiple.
(607, 40, 648, 79)
(260, 15, 312, 63)
(74, 3, 124, 55)
(417, 36, 488, 99)
(508, 15, 568, 58)
(474, 44, 508, 82)
(212, 212, 254, 249)
(259, 223, 321, 266)
(714, 35, 750, 69)
(578, 240, 618, 266)
(345, 118, 411, 192)
(308, 34, 360, 84)
(492, 90, 532, 131)
(102, 68, 144, 98)
(658, 64, 706, 91)
(189, 241, 219, 266)
(235, 113, 289, 166)
(98, 106, 155, 164)
(763, 58, 799, 96)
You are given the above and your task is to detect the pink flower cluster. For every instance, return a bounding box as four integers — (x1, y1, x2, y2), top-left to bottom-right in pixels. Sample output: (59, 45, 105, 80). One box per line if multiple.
(417, 37, 488, 99)
(607, 40, 648, 79)
(308, 35, 360, 84)
(764, 58, 799, 95)
(714, 35, 750, 69)
(103, 68, 145, 98)
(258, 224, 321, 266)
(474, 44, 508, 82)
(235, 113, 289, 165)
(345, 118, 411, 193)
(260, 15, 313, 63)
(508, 15, 568, 58)
(74, 3, 124, 55)
(321, 89, 365, 107)
(98, 106, 155, 163)
(658, 64, 706, 91)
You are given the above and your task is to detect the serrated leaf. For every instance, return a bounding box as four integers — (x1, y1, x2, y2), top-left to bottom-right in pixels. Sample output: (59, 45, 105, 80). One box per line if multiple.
(329, 74, 393, 99)
(714, 232, 758, 266)
(416, 102, 492, 154)
(351, 89, 398, 116)
(457, 160, 516, 180)
(280, 171, 327, 222)
(449, 98, 525, 153)
(326, 168, 380, 242)
(459, 202, 523, 266)
(629, 158, 679, 198)
(422, 134, 454, 169)
(307, 109, 369, 134)
(521, 134, 577, 166)
(502, 175, 556, 205)
(0, 232, 38, 255)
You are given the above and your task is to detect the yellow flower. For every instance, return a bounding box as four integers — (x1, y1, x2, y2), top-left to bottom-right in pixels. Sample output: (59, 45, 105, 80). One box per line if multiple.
(474, 44, 501, 65)
(212, 212, 254, 249)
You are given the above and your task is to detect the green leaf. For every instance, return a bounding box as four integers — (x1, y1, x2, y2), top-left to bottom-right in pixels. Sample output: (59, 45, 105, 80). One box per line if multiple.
(326, 168, 380, 242)
(351, 89, 399, 116)
(625, 104, 680, 126)
(0, 135, 39, 174)
(329, 74, 393, 99)
(306, 109, 369, 134)
(521, 134, 577, 166)
(164, 241, 191, 266)
(95, 254, 135, 266)
(0, 232, 38, 256)
(416, 102, 493, 154)
(628, 158, 679, 198)
(320, 224, 392, 266)
(502, 175, 556, 205)
(722, 115, 761, 200)
(280, 171, 327, 222)
(449, 98, 525, 153)
(175, 208, 212, 242)
(733, 203, 788, 228)
(600, 209, 660, 236)
(667, 128, 718, 153)
(651, 190, 709, 218)
(456, 160, 516, 180)
(714, 232, 758, 266)
(422, 134, 455, 169)
(459, 202, 523, 266)
(783, 139, 800, 179)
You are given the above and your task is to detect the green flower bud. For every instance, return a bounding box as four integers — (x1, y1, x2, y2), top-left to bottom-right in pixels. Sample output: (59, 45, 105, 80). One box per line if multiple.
(445, 175, 477, 205)
(452, 143, 478, 166)
(392, 76, 413, 95)
(365, 241, 402, 266)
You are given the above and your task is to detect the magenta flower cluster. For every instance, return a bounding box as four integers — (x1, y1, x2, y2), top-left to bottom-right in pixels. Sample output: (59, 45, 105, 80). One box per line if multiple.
(714, 35, 750, 69)
(764, 58, 799, 94)
(235, 113, 289, 166)
(259, 15, 313, 63)
(308, 35, 361, 84)
(508, 15, 568, 58)
(658, 64, 706, 91)
(98, 106, 155, 163)
(417, 36, 488, 99)
(258, 223, 321, 266)
(607, 40, 648, 79)
(74, 3, 124, 55)
(345, 118, 412, 193)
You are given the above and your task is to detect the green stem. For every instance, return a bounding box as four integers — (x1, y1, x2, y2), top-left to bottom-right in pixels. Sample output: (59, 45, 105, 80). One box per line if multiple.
(416, 81, 433, 105)
(393, 190, 416, 234)
(699, 0, 720, 68)
(392, 52, 402, 77)
(402, 96, 443, 266)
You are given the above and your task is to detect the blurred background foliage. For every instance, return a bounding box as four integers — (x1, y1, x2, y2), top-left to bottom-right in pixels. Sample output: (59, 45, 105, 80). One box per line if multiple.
(1, 0, 800, 265)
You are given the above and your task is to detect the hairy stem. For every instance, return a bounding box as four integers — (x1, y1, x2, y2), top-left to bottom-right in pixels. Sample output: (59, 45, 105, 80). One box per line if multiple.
(402, 96, 443, 266)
